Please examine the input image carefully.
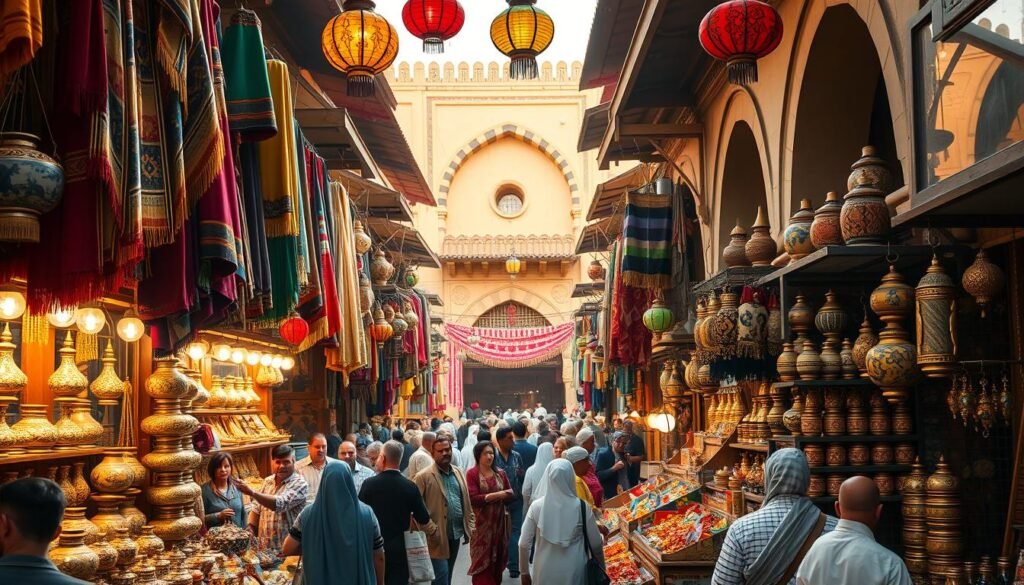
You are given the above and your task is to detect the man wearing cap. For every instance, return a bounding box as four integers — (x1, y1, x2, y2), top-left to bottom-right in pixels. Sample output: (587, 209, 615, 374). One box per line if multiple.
(575, 428, 604, 506)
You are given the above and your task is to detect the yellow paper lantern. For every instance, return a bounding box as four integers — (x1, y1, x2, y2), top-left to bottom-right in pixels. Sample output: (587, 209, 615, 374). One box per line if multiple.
(505, 254, 521, 279)
(187, 340, 210, 361)
(230, 348, 247, 365)
(246, 351, 262, 367)
(322, 0, 400, 97)
(490, 0, 554, 79)
(212, 344, 232, 362)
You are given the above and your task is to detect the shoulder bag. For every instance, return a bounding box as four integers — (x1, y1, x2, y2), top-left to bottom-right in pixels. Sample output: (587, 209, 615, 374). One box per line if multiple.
(580, 500, 611, 585)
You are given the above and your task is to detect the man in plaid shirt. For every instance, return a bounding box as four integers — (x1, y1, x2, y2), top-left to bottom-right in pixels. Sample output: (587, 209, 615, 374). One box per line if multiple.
(237, 444, 309, 554)
(711, 449, 838, 585)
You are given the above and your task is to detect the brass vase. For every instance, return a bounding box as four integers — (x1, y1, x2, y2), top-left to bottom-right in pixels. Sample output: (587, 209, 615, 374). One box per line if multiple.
(92, 342, 126, 403)
(90, 531, 119, 575)
(722, 219, 751, 267)
(90, 494, 129, 537)
(135, 525, 165, 558)
(840, 339, 858, 380)
(902, 459, 929, 579)
(783, 199, 816, 261)
(0, 322, 27, 399)
(0, 396, 18, 453)
(109, 526, 138, 568)
(91, 451, 136, 493)
(783, 389, 803, 435)
(926, 456, 963, 582)
(49, 527, 99, 581)
(108, 447, 146, 489)
(810, 191, 843, 248)
(11, 403, 58, 452)
(745, 206, 776, 266)
(49, 331, 89, 397)
(819, 342, 842, 381)
(58, 465, 77, 507)
(119, 488, 147, 536)
(71, 462, 90, 507)
(70, 399, 104, 446)
(141, 357, 202, 543)
(767, 384, 789, 436)
(788, 295, 814, 353)
(61, 507, 102, 545)
(207, 375, 227, 408)
(54, 398, 87, 450)
(796, 340, 822, 381)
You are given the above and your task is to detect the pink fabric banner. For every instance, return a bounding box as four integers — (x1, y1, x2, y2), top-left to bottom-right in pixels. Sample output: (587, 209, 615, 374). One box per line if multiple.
(446, 323, 576, 412)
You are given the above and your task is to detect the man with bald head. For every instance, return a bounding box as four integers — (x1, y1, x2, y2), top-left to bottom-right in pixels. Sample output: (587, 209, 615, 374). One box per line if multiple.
(796, 476, 911, 585)
(406, 431, 436, 479)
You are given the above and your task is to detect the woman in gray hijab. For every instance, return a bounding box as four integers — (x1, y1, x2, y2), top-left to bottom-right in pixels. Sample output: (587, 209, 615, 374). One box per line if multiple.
(710, 448, 838, 585)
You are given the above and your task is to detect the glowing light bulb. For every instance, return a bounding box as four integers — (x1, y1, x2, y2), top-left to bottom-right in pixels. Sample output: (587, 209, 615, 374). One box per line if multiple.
(212, 344, 232, 362)
(0, 290, 25, 320)
(188, 341, 210, 361)
(246, 351, 262, 366)
(260, 353, 273, 367)
(281, 356, 296, 371)
(47, 308, 77, 328)
(230, 348, 246, 364)
(116, 310, 145, 342)
(75, 308, 106, 335)
(271, 355, 283, 369)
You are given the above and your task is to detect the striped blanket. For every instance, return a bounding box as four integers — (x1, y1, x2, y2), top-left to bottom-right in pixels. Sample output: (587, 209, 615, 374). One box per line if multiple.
(621, 192, 673, 289)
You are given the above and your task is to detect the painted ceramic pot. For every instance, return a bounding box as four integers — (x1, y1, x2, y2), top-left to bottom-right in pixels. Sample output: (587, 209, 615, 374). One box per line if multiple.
(840, 182, 890, 245)
(353, 220, 372, 254)
(870, 266, 915, 322)
(783, 199, 816, 260)
(11, 403, 58, 452)
(587, 260, 606, 281)
(776, 343, 798, 382)
(871, 444, 894, 465)
(61, 507, 102, 545)
(801, 389, 823, 436)
(745, 206, 776, 266)
(826, 444, 847, 467)
(819, 343, 842, 381)
(135, 526, 165, 558)
(71, 462, 90, 507)
(895, 443, 916, 465)
(826, 474, 845, 496)
(370, 248, 395, 286)
(852, 315, 878, 377)
(119, 489, 147, 536)
(788, 295, 814, 336)
(866, 329, 918, 404)
(358, 273, 374, 314)
(848, 444, 869, 466)
(796, 341, 822, 381)
(783, 390, 803, 434)
(840, 339, 859, 380)
(810, 191, 843, 248)
(803, 444, 825, 467)
(814, 290, 848, 341)
(722, 220, 751, 267)
(0, 132, 65, 243)
(847, 145, 893, 192)
(49, 528, 99, 581)
(109, 526, 138, 567)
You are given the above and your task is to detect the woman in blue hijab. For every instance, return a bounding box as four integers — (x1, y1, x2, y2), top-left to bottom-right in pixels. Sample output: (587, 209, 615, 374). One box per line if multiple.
(281, 463, 384, 584)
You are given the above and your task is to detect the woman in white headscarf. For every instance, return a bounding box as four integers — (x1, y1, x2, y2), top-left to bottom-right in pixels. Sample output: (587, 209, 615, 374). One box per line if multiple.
(521, 442, 554, 512)
(518, 459, 604, 585)
(460, 424, 480, 471)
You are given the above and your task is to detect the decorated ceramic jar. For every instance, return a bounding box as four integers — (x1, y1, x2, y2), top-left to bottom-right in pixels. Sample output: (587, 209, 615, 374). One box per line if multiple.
(722, 220, 751, 267)
(587, 260, 605, 281)
(852, 315, 878, 377)
(871, 444, 894, 465)
(135, 526, 165, 558)
(11, 403, 58, 452)
(49, 528, 99, 580)
(90, 495, 130, 537)
(810, 190, 844, 249)
(848, 444, 869, 466)
(840, 181, 890, 245)
(782, 199, 816, 261)
(803, 444, 825, 467)
(91, 452, 136, 494)
(847, 145, 893, 192)
(808, 474, 826, 497)
(90, 532, 119, 574)
(62, 507, 102, 545)
(745, 206, 776, 266)
(353, 220, 372, 254)
(895, 443, 916, 465)
(826, 473, 845, 496)
(795, 340, 822, 381)
(874, 472, 895, 496)
(370, 248, 395, 286)
(776, 342, 798, 382)
(109, 526, 138, 567)
(0, 132, 65, 243)
(826, 444, 847, 467)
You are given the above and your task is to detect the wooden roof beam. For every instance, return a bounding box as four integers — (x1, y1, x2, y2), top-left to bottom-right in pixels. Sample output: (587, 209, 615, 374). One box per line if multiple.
(617, 122, 703, 140)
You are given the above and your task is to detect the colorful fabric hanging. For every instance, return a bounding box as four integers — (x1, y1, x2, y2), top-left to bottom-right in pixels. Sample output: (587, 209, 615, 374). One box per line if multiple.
(135, 0, 224, 247)
(259, 59, 299, 238)
(445, 323, 575, 369)
(220, 8, 277, 142)
(326, 187, 368, 374)
(621, 192, 673, 289)
(0, 0, 43, 81)
(609, 235, 654, 366)
(239, 143, 272, 316)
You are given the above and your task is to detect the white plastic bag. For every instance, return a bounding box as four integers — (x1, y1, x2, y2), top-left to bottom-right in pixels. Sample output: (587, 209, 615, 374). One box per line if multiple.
(404, 529, 435, 583)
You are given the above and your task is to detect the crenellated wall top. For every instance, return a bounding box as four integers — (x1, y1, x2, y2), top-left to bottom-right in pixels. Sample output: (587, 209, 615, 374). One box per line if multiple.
(387, 61, 584, 85)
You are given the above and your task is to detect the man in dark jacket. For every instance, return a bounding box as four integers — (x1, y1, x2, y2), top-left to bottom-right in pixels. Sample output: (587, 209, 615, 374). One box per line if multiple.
(0, 478, 89, 584)
(511, 421, 537, 470)
(595, 432, 631, 498)
(360, 440, 436, 585)
(392, 428, 413, 471)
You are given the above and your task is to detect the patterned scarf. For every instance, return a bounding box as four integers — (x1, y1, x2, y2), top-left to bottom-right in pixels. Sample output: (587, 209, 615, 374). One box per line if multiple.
(135, 0, 223, 247)
(621, 191, 673, 289)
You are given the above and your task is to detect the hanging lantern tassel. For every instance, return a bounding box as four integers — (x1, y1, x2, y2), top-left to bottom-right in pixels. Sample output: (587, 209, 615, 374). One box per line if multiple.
(490, 0, 554, 81)
(21, 310, 49, 345)
(76, 332, 98, 364)
(510, 51, 538, 80)
(699, 0, 783, 85)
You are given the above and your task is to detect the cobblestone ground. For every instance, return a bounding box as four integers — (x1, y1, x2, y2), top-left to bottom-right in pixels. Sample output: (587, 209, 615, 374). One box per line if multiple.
(450, 541, 522, 585)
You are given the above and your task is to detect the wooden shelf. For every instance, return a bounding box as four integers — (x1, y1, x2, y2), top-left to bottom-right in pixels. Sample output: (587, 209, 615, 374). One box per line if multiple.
(754, 245, 968, 286)
(193, 409, 262, 416)
(773, 434, 917, 444)
(808, 464, 911, 474)
(772, 379, 873, 389)
(692, 266, 775, 296)
(217, 440, 289, 454)
(812, 495, 903, 504)
(0, 447, 106, 466)
(730, 442, 769, 453)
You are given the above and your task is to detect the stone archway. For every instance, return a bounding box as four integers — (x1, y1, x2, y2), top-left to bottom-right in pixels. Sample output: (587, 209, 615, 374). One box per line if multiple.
(457, 284, 565, 326)
(780, 1, 908, 219)
(714, 121, 771, 272)
(437, 124, 581, 213)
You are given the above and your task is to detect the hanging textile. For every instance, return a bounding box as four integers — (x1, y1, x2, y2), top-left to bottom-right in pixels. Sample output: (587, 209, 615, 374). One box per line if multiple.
(220, 8, 277, 142)
(609, 235, 654, 366)
(240, 142, 272, 316)
(258, 59, 299, 238)
(0, 0, 43, 81)
(135, 0, 224, 248)
(620, 191, 673, 289)
(326, 187, 368, 373)
(445, 323, 575, 369)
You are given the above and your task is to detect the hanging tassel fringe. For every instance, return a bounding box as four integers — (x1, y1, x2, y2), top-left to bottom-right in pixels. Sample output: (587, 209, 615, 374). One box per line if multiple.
(726, 57, 758, 85)
(21, 310, 49, 345)
(423, 39, 444, 54)
(0, 215, 40, 244)
(76, 332, 99, 364)
(346, 74, 376, 97)
(510, 54, 538, 80)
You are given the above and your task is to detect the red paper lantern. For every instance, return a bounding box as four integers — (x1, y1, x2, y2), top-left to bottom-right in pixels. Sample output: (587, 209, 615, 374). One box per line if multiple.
(699, 0, 783, 85)
(402, 0, 465, 54)
(279, 313, 310, 346)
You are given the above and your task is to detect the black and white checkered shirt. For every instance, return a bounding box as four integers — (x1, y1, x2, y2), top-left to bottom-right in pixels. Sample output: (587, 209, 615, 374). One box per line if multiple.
(710, 495, 838, 585)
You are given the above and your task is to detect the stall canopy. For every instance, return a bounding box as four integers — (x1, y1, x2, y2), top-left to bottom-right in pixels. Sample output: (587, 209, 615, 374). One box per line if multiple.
(295, 107, 378, 174)
(333, 170, 413, 222)
(576, 215, 623, 255)
(579, 0, 646, 91)
(587, 164, 652, 221)
(365, 217, 441, 269)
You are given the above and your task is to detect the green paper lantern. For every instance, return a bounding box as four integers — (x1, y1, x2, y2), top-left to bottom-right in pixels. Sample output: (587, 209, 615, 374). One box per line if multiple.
(404, 271, 419, 288)
(643, 299, 676, 334)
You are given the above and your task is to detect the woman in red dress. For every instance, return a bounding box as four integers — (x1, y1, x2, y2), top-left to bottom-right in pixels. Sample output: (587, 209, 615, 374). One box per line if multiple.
(466, 441, 513, 585)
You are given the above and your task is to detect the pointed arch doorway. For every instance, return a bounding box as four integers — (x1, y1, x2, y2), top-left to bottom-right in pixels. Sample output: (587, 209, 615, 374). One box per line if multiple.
(461, 302, 565, 413)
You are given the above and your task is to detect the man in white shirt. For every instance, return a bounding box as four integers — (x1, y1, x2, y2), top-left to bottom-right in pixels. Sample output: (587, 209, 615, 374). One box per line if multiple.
(339, 440, 375, 493)
(533, 402, 547, 418)
(796, 476, 912, 585)
(294, 434, 339, 504)
(406, 431, 436, 479)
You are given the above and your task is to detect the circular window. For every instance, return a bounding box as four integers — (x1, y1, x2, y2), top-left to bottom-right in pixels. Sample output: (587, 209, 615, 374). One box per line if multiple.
(495, 191, 524, 217)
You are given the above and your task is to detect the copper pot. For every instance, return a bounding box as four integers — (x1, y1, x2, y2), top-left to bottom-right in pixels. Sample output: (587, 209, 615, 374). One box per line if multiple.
(871, 444, 894, 465)
(826, 444, 847, 467)
(803, 445, 825, 467)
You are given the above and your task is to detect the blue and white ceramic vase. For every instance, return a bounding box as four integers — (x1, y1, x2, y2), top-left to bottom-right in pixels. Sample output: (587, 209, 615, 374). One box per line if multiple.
(0, 133, 64, 243)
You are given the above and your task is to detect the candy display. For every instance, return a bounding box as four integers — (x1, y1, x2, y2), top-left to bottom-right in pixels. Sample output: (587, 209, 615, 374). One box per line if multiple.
(638, 503, 729, 555)
(604, 537, 653, 585)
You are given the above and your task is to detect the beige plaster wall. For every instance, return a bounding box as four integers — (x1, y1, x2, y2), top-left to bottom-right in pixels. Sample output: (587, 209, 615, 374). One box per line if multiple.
(387, 61, 628, 407)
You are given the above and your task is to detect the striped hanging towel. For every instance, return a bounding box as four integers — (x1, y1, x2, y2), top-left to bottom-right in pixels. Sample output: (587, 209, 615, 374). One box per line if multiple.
(621, 192, 673, 289)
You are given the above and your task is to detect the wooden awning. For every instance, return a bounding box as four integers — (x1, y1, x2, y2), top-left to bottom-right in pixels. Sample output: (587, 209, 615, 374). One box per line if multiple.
(572, 282, 605, 298)
(587, 164, 652, 221)
(579, 0, 645, 91)
(576, 215, 622, 255)
(332, 170, 413, 222)
(295, 108, 377, 174)
(365, 217, 441, 269)
(578, 102, 611, 152)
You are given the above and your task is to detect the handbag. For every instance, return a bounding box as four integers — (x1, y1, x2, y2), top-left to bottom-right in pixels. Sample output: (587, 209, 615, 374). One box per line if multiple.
(405, 527, 436, 583)
(579, 500, 611, 585)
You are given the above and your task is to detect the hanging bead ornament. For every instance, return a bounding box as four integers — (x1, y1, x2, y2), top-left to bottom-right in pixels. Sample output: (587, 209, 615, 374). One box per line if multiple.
(961, 248, 1004, 318)
(865, 265, 919, 404)
(915, 255, 957, 378)
(948, 368, 1012, 437)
